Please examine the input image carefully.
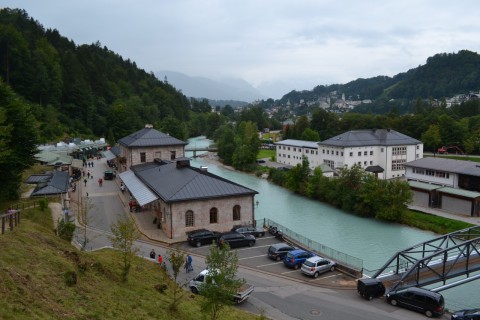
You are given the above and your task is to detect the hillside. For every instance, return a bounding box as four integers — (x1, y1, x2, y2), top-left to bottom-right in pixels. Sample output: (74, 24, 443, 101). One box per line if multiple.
(0, 206, 254, 320)
(0, 8, 191, 142)
(277, 50, 480, 113)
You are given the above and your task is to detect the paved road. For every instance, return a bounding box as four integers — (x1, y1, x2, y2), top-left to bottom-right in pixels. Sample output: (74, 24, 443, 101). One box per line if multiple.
(73, 157, 449, 319)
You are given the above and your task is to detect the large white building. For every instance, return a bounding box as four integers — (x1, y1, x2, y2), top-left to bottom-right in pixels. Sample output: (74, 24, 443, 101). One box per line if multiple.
(275, 139, 320, 169)
(318, 129, 423, 179)
(275, 129, 423, 179)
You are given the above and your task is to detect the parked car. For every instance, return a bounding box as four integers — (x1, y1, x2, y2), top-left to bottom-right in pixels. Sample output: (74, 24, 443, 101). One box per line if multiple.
(186, 229, 221, 247)
(283, 249, 315, 269)
(103, 170, 116, 180)
(301, 256, 336, 278)
(218, 232, 256, 248)
(189, 269, 254, 303)
(267, 243, 296, 261)
(357, 278, 385, 300)
(386, 287, 445, 318)
(451, 308, 480, 319)
(231, 225, 265, 237)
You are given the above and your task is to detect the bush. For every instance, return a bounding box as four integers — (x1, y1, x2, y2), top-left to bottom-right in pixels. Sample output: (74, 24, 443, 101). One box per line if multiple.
(39, 198, 49, 211)
(64, 270, 77, 286)
(57, 219, 76, 241)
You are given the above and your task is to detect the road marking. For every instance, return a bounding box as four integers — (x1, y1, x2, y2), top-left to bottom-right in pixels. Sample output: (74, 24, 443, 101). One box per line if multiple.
(256, 261, 284, 268)
(239, 254, 268, 260)
(281, 269, 301, 275)
(309, 273, 342, 281)
(235, 244, 271, 251)
(256, 236, 275, 240)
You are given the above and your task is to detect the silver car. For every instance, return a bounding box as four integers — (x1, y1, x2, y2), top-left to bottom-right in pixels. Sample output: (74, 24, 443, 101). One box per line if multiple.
(301, 256, 336, 278)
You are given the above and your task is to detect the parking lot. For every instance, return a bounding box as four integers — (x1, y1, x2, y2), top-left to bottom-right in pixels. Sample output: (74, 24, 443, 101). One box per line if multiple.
(179, 233, 357, 289)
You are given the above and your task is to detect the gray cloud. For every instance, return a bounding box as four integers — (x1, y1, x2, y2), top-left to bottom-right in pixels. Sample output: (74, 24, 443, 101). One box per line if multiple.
(3, 0, 480, 92)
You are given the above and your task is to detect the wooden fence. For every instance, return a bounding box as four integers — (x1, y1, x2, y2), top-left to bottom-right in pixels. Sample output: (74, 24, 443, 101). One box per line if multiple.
(1, 210, 21, 234)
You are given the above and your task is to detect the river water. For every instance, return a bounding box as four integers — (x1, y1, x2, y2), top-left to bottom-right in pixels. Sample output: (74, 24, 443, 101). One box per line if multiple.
(186, 136, 478, 311)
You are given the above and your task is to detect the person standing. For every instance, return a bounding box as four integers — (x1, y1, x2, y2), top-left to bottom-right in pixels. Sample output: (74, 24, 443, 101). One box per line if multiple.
(150, 249, 156, 259)
(84, 178, 87, 187)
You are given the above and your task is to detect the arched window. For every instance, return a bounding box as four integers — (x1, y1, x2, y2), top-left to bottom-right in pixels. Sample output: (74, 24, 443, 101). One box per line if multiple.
(185, 210, 194, 227)
(233, 205, 241, 221)
(210, 207, 218, 224)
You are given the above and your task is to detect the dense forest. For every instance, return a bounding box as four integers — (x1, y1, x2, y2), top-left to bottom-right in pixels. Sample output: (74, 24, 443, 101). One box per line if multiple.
(0, 8, 199, 142)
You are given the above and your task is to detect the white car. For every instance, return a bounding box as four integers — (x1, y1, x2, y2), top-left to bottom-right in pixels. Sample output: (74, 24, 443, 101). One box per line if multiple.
(301, 256, 336, 278)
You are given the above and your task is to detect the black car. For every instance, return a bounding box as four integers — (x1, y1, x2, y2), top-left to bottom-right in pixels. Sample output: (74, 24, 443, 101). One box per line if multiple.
(186, 229, 221, 247)
(386, 287, 445, 318)
(452, 308, 480, 319)
(231, 225, 265, 237)
(267, 243, 296, 261)
(218, 232, 256, 248)
(357, 278, 385, 300)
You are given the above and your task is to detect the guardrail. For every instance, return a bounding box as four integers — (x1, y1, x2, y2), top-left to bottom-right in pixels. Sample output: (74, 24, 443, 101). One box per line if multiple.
(1, 210, 21, 234)
(258, 218, 363, 277)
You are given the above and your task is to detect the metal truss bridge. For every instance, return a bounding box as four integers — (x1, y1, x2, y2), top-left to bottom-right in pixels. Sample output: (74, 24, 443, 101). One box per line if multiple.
(372, 226, 480, 293)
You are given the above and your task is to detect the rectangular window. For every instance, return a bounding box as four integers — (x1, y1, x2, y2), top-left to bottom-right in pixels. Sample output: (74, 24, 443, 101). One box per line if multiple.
(392, 147, 407, 155)
(323, 159, 334, 169)
(364, 161, 367, 165)
(381, 148, 384, 152)
(370, 151, 373, 156)
(341, 152, 343, 156)
(350, 152, 353, 157)
(370, 161, 373, 165)
(140, 152, 146, 163)
(293, 148, 296, 152)
(358, 152, 361, 156)
(364, 151, 367, 156)
(391, 159, 406, 171)
(336, 151, 339, 156)
(323, 149, 325, 154)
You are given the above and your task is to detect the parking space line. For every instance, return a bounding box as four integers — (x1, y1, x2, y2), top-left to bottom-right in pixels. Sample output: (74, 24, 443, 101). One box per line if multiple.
(256, 261, 284, 268)
(281, 269, 300, 275)
(309, 273, 342, 281)
(236, 244, 271, 251)
(256, 236, 275, 240)
(239, 254, 268, 261)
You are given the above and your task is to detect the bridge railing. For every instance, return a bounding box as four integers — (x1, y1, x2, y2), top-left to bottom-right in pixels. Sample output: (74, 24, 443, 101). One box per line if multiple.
(259, 218, 363, 275)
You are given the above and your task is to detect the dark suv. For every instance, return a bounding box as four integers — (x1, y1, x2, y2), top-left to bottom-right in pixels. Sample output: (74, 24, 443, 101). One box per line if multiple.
(218, 232, 256, 248)
(231, 225, 265, 237)
(386, 287, 445, 318)
(186, 229, 221, 247)
(267, 243, 296, 261)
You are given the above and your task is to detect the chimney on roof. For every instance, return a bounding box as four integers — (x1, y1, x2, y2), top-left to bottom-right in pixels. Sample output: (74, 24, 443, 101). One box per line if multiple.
(176, 159, 190, 168)
(200, 166, 208, 172)
(145, 124, 153, 128)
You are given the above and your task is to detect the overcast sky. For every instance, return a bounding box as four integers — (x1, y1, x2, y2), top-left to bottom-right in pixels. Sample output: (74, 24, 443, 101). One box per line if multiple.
(3, 0, 480, 93)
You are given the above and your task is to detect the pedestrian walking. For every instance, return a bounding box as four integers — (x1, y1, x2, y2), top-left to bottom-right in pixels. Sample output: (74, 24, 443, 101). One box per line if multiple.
(84, 178, 87, 187)
(87, 171, 90, 179)
(185, 255, 193, 273)
(150, 249, 156, 259)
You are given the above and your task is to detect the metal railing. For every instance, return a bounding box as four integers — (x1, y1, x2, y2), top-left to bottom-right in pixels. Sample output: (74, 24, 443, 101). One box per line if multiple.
(258, 218, 363, 273)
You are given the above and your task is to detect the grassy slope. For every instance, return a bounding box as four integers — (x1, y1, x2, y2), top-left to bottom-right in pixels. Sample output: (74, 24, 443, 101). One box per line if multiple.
(0, 207, 256, 320)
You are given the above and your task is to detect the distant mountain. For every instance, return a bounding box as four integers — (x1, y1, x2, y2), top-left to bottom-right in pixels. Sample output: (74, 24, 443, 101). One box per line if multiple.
(156, 71, 266, 102)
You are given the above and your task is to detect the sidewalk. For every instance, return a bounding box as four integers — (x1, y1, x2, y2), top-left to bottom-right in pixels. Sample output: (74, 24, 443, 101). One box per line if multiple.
(408, 204, 480, 226)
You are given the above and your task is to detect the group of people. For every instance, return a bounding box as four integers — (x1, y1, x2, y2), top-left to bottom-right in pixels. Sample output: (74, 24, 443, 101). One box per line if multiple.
(149, 249, 193, 273)
(84, 161, 95, 168)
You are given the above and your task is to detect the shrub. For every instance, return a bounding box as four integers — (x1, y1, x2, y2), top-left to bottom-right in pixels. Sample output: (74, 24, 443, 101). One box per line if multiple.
(64, 270, 77, 286)
(39, 198, 49, 211)
(57, 219, 76, 241)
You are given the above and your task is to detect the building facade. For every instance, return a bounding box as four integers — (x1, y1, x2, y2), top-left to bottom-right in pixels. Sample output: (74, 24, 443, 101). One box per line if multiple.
(405, 157, 480, 217)
(275, 139, 320, 169)
(318, 129, 423, 179)
(117, 125, 187, 172)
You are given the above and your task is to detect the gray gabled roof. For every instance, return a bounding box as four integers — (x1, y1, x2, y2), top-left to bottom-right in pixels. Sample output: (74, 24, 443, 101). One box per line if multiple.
(30, 171, 69, 196)
(405, 157, 480, 177)
(132, 161, 258, 203)
(275, 139, 319, 149)
(319, 129, 421, 147)
(118, 128, 187, 148)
